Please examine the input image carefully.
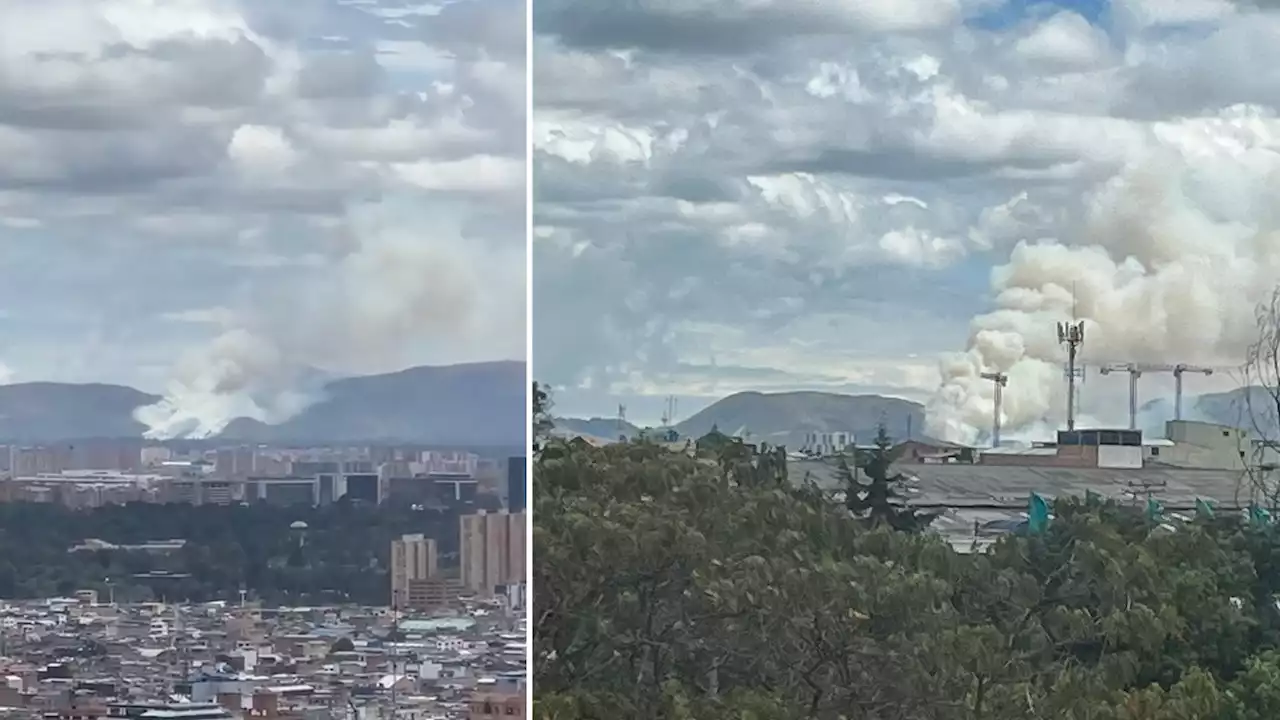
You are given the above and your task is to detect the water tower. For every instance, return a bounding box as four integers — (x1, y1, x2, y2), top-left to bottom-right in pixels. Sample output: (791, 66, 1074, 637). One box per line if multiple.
(289, 520, 308, 549)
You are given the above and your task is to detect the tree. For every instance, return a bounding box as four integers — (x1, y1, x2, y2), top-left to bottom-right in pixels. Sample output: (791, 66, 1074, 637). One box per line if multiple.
(535, 430, 1280, 719)
(0, 501, 486, 606)
(842, 426, 935, 532)
(533, 381, 554, 450)
(1242, 287, 1280, 509)
(330, 637, 355, 653)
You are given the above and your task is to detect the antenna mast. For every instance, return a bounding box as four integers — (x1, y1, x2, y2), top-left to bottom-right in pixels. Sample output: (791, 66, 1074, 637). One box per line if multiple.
(660, 396, 677, 427)
(1057, 320, 1085, 431)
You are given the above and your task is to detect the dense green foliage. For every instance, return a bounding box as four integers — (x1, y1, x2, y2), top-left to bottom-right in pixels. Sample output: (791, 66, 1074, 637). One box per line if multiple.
(534, 381, 553, 448)
(534, 438, 1280, 719)
(0, 500, 490, 604)
(841, 426, 937, 533)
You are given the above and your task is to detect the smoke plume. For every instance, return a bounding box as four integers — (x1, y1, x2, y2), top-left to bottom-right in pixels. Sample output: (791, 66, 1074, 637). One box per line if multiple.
(135, 198, 479, 439)
(926, 107, 1280, 444)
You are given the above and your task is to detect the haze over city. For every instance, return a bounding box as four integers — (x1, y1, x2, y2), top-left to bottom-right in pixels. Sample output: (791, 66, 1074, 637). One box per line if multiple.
(532, 0, 1280, 437)
(0, 0, 526, 438)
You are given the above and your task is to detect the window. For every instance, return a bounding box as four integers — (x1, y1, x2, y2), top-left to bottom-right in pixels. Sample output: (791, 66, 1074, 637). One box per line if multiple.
(1151, 447, 1160, 457)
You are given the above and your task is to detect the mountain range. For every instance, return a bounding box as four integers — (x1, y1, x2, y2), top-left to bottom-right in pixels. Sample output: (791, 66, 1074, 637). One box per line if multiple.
(0, 361, 524, 446)
(555, 391, 926, 448)
(557, 386, 1280, 447)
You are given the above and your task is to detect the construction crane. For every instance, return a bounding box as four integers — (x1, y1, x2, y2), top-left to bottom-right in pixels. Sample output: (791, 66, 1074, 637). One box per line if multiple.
(980, 371, 1008, 448)
(1098, 363, 1145, 430)
(1171, 364, 1214, 420)
(1098, 362, 1216, 429)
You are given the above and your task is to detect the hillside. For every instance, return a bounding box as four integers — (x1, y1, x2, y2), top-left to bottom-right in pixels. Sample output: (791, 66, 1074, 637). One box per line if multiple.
(218, 361, 525, 445)
(0, 382, 159, 441)
(551, 416, 642, 442)
(556, 391, 925, 448)
(1180, 386, 1280, 438)
(0, 362, 525, 446)
(672, 391, 924, 448)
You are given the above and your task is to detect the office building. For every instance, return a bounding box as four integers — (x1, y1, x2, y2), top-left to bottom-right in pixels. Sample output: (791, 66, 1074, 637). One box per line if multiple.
(390, 533, 438, 609)
(507, 456, 527, 512)
(405, 576, 465, 612)
(460, 511, 525, 596)
(244, 477, 320, 506)
(344, 473, 380, 503)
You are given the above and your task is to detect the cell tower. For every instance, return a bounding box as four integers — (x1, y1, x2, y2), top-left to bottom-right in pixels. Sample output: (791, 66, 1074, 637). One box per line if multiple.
(617, 404, 627, 439)
(1057, 320, 1085, 431)
(660, 396, 678, 427)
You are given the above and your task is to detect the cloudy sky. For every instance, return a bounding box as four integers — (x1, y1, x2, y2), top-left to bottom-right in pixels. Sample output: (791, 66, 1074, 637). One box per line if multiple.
(533, 0, 1280, 427)
(0, 0, 525, 394)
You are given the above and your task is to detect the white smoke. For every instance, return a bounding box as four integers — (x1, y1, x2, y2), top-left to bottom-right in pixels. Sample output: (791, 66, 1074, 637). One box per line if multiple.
(926, 106, 1280, 444)
(135, 197, 480, 439)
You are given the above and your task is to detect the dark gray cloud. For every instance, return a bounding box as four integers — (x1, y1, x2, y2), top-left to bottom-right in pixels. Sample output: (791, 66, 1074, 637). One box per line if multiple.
(535, 0, 963, 56)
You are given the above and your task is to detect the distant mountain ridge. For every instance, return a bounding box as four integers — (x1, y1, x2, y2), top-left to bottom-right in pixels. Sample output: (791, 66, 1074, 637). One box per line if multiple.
(557, 390, 926, 448)
(552, 416, 642, 442)
(552, 386, 1280, 450)
(0, 361, 524, 446)
(1143, 386, 1280, 439)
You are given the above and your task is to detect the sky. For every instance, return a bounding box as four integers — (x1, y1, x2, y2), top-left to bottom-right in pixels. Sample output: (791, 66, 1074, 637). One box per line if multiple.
(532, 0, 1280, 433)
(0, 0, 526, 399)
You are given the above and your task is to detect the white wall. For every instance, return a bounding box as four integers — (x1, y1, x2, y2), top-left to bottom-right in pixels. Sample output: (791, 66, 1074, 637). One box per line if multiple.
(1098, 445, 1142, 469)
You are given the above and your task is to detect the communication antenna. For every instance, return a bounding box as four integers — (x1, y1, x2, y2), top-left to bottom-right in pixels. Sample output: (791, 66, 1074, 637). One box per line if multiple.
(660, 395, 678, 428)
(1057, 320, 1086, 431)
(617, 404, 627, 439)
(1062, 283, 1086, 418)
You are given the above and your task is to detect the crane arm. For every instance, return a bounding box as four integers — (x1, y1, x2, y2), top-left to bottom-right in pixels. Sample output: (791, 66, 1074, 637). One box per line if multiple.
(1174, 364, 1214, 375)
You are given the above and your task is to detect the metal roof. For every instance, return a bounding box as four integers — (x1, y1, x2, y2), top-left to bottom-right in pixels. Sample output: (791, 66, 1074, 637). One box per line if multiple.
(791, 459, 1258, 507)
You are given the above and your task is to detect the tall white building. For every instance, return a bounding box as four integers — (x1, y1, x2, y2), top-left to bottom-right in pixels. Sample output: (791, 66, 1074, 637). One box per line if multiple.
(460, 511, 526, 596)
(390, 533, 438, 609)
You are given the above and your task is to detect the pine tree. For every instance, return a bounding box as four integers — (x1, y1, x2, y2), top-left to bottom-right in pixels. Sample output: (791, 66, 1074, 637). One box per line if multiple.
(841, 425, 936, 532)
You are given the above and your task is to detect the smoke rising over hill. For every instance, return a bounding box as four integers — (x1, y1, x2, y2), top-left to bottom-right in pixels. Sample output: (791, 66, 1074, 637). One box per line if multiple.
(926, 109, 1280, 444)
(135, 199, 479, 439)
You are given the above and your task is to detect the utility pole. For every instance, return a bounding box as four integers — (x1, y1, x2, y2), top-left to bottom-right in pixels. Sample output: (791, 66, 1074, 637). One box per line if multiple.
(979, 372, 1008, 448)
(389, 590, 400, 719)
(1057, 321, 1086, 431)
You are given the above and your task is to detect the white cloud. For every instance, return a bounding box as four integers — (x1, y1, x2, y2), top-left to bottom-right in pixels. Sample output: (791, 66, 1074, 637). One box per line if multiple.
(533, 0, 1280, 433)
(0, 0, 526, 435)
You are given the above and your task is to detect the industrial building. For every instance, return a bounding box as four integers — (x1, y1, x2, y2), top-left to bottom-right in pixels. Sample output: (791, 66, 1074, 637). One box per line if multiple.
(793, 417, 1276, 552)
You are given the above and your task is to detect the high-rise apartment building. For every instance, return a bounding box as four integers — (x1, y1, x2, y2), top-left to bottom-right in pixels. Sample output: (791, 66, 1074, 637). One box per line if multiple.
(460, 511, 526, 595)
(390, 533, 438, 609)
(507, 456, 526, 512)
